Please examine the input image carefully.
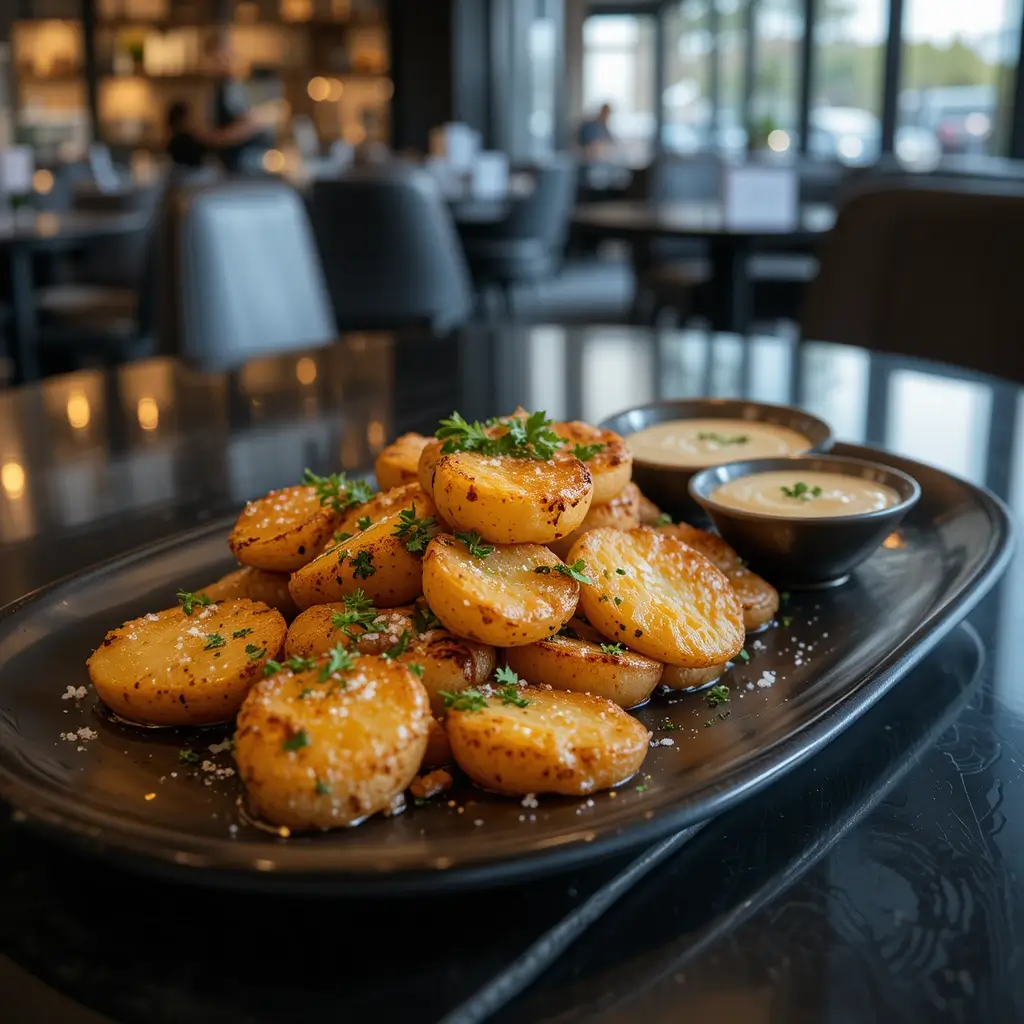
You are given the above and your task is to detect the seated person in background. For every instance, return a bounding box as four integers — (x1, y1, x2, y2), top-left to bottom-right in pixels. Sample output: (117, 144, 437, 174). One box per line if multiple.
(578, 103, 616, 160)
(166, 101, 206, 168)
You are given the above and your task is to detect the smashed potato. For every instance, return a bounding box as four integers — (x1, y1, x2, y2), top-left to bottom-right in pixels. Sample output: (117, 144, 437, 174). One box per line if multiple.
(422, 534, 578, 646)
(336, 482, 431, 537)
(660, 663, 725, 691)
(200, 566, 297, 620)
(445, 685, 650, 796)
(552, 421, 633, 505)
(432, 450, 593, 545)
(659, 522, 779, 631)
(548, 481, 641, 560)
(636, 488, 666, 527)
(570, 528, 744, 667)
(235, 652, 431, 830)
(417, 438, 445, 496)
(375, 433, 430, 491)
(87, 599, 286, 727)
(228, 485, 338, 573)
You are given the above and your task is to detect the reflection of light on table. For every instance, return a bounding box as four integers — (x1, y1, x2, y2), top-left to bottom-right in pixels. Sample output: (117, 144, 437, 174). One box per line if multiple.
(137, 396, 159, 431)
(36, 212, 60, 237)
(295, 357, 318, 385)
(367, 420, 385, 449)
(66, 390, 91, 429)
(1, 461, 26, 500)
(882, 532, 905, 550)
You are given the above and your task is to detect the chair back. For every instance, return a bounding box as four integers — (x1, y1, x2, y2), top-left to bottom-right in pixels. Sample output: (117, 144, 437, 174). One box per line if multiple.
(800, 185, 1024, 382)
(155, 179, 335, 370)
(649, 152, 722, 202)
(72, 184, 162, 288)
(499, 155, 577, 250)
(310, 164, 473, 332)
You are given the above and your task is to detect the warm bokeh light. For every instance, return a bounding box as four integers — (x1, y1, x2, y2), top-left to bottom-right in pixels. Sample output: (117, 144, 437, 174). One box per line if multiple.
(346, 124, 367, 145)
(377, 79, 394, 102)
(295, 357, 318, 385)
(66, 390, 91, 429)
(307, 76, 330, 102)
(37, 212, 59, 237)
(1, 461, 26, 500)
(235, 1, 259, 22)
(766, 129, 790, 153)
(327, 78, 344, 102)
(137, 396, 159, 431)
(262, 149, 286, 173)
(32, 169, 54, 194)
(882, 532, 906, 550)
(281, 0, 313, 20)
(367, 420, 386, 448)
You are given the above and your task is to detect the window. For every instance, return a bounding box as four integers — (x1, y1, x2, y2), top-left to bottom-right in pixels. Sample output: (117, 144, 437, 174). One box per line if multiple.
(663, 1, 714, 155)
(811, 0, 887, 165)
(582, 14, 657, 164)
(898, 0, 1022, 166)
(752, 0, 802, 154)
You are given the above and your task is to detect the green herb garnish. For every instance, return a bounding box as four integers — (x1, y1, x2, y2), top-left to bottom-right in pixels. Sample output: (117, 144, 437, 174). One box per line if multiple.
(331, 589, 383, 638)
(697, 432, 749, 445)
(613, 596, 623, 607)
(357, 516, 372, 531)
(333, 531, 353, 544)
(178, 749, 201, 764)
(282, 729, 310, 752)
(454, 530, 494, 558)
(737, 649, 750, 662)
(635, 783, 649, 792)
(245, 643, 267, 660)
(780, 482, 823, 501)
(232, 628, 253, 639)
(350, 550, 376, 579)
(707, 684, 731, 708)
(408, 663, 425, 678)
(412, 605, 442, 634)
(654, 513, 673, 526)
(302, 468, 373, 512)
(262, 658, 282, 676)
(599, 642, 625, 656)
(435, 410, 563, 461)
(315, 779, 331, 795)
(177, 590, 212, 615)
(285, 655, 317, 673)
(203, 633, 225, 650)
(615, 567, 626, 575)
(571, 442, 604, 461)
(659, 718, 679, 732)
(534, 559, 594, 585)
(393, 505, 436, 554)
(440, 688, 488, 712)
(319, 644, 357, 683)
(781, 615, 793, 628)
(383, 630, 410, 660)
(557, 624, 579, 639)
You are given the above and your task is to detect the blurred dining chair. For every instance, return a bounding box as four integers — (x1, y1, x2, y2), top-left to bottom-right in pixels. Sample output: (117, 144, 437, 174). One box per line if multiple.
(457, 154, 577, 314)
(800, 185, 1024, 382)
(156, 179, 336, 370)
(309, 164, 473, 332)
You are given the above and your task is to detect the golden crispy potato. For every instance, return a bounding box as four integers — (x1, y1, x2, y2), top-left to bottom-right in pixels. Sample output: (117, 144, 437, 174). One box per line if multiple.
(658, 522, 779, 631)
(200, 566, 297, 620)
(503, 626, 663, 709)
(336, 482, 430, 537)
(636, 488, 667, 527)
(570, 528, 744, 668)
(87, 599, 286, 727)
(375, 433, 430, 491)
(285, 597, 495, 715)
(432, 450, 593, 545)
(417, 438, 445, 496)
(548, 482, 641, 560)
(422, 535, 578, 646)
(551, 421, 633, 505)
(422, 719, 453, 769)
(445, 685, 650, 796)
(660, 663, 726, 690)
(289, 499, 440, 610)
(235, 652, 431, 830)
(228, 485, 338, 573)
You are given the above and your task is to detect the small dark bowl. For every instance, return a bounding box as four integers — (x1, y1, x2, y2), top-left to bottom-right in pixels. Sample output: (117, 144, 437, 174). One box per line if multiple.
(601, 398, 834, 521)
(688, 455, 921, 588)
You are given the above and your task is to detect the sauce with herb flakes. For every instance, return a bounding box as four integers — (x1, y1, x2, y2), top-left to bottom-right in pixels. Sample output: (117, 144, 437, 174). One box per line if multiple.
(627, 418, 810, 468)
(711, 470, 901, 518)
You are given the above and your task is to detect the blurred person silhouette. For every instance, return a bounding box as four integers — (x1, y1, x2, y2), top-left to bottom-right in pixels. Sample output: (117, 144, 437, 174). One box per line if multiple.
(578, 103, 616, 160)
(166, 101, 206, 168)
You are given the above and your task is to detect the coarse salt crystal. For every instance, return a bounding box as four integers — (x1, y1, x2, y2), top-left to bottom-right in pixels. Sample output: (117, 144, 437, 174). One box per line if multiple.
(77, 726, 97, 740)
(145, 613, 160, 622)
(208, 738, 233, 754)
(61, 685, 87, 700)
(521, 793, 539, 809)
(756, 671, 776, 689)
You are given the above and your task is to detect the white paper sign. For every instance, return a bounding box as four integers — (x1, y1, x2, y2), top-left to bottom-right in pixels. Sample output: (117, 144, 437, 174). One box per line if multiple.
(471, 151, 509, 199)
(0, 146, 34, 194)
(722, 165, 798, 231)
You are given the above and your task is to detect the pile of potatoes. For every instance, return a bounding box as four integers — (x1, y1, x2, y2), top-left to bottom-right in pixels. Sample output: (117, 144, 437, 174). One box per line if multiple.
(86, 410, 779, 832)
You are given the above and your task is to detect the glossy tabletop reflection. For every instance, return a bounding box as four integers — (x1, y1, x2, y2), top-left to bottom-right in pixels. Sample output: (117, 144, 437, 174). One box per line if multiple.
(2, 326, 1023, 1024)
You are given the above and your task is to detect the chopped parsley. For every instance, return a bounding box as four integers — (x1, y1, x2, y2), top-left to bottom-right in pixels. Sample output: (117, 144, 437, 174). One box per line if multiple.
(697, 432, 749, 445)
(635, 783, 649, 792)
(350, 550, 376, 579)
(707, 684, 731, 708)
(498, 684, 531, 707)
(245, 643, 267, 661)
(382, 630, 410, 660)
(333, 531, 353, 544)
(177, 590, 212, 616)
(781, 615, 793, 628)
(440, 688, 488, 711)
(357, 516, 373, 531)
(613, 596, 623, 607)
(285, 655, 317, 673)
(557, 624, 580, 639)
(534, 559, 594, 585)
(570, 442, 604, 461)
(315, 779, 331, 795)
(658, 717, 679, 731)
(654, 513, 673, 527)
(737, 649, 751, 662)
(282, 729, 310, 752)
(780, 481, 823, 501)
(319, 644, 357, 682)
(393, 505, 437, 554)
(231, 627, 253, 639)
(331, 589, 382, 638)
(298, 687, 315, 699)
(203, 633, 225, 650)
(454, 530, 494, 558)
(494, 665, 519, 686)
(262, 659, 282, 676)
(615, 567, 627, 575)
(302, 468, 374, 512)
(408, 663, 425, 678)
(412, 605, 442, 634)
(178, 748, 201, 764)
(599, 642, 625, 656)
(435, 409, 563, 461)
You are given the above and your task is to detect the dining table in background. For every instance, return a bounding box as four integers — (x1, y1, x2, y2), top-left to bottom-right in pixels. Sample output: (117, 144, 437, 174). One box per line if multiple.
(573, 201, 836, 333)
(0, 209, 150, 386)
(1, 324, 1021, 1024)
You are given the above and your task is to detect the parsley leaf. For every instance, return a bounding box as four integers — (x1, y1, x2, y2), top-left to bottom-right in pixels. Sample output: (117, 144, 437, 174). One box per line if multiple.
(282, 729, 310, 752)
(315, 779, 331, 795)
(494, 665, 520, 686)
(498, 684, 531, 707)
(412, 604, 442, 634)
(178, 748, 201, 764)
(654, 513, 673, 526)
(319, 644, 357, 683)
(262, 659, 282, 676)
(350, 550, 376, 579)
(435, 412, 492, 454)
(534, 559, 594, 585)
(454, 530, 494, 558)
(177, 590, 212, 616)
(658, 717, 679, 731)
(357, 516, 372, 531)
(203, 633, 225, 650)
(285, 655, 318, 673)
(440, 688, 488, 711)
(737, 649, 751, 662)
(707, 684, 731, 708)
(392, 505, 437, 554)
(599, 642, 625, 656)
(781, 615, 793, 628)
(780, 481, 823, 501)
(436, 409, 563, 461)
(557, 624, 579, 639)
(301, 468, 374, 512)
(333, 531, 353, 544)
(382, 630, 410, 660)
(245, 643, 267, 661)
(571, 442, 604, 461)
(231, 627, 253, 639)
(331, 590, 382, 638)
(408, 663, 425, 678)
(696, 432, 749, 445)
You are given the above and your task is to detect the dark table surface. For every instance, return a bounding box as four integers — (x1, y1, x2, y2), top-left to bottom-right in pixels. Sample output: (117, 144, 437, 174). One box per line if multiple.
(0, 209, 147, 248)
(2, 325, 1023, 1024)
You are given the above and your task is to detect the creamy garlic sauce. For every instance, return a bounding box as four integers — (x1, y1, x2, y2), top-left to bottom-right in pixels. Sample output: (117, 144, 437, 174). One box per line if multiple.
(627, 418, 810, 468)
(711, 470, 902, 518)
